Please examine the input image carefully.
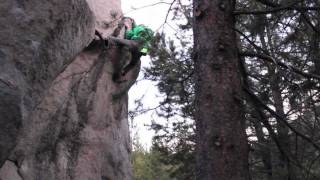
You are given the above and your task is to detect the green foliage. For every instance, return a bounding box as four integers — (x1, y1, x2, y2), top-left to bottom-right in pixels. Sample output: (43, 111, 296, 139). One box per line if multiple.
(147, 32, 194, 119)
(131, 0, 320, 179)
(151, 135, 196, 180)
(132, 136, 195, 180)
(236, 0, 320, 179)
(132, 139, 172, 180)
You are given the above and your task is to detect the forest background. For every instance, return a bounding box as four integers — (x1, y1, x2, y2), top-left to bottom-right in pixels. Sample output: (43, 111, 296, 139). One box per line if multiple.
(123, 0, 320, 180)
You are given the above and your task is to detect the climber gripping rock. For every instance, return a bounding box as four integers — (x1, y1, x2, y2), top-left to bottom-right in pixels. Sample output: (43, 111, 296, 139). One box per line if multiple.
(108, 18, 154, 82)
(121, 22, 153, 76)
(94, 17, 153, 83)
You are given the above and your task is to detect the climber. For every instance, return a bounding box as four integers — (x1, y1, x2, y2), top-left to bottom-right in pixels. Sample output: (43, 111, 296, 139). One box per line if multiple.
(121, 20, 154, 75)
(110, 19, 154, 97)
(124, 22, 154, 55)
(108, 18, 154, 80)
(93, 17, 153, 82)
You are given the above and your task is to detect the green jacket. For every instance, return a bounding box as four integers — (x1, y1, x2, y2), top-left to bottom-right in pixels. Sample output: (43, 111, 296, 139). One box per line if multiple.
(125, 24, 154, 54)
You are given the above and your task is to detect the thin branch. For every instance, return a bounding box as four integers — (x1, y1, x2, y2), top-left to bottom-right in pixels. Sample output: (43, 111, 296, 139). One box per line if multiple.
(129, 2, 172, 11)
(234, 28, 270, 55)
(156, 0, 177, 32)
(306, 154, 320, 180)
(108, 36, 141, 52)
(254, 0, 279, 7)
(244, 86, 320, 152)
(240, 51, 320, 80)
(95, 2, 174, 35)
(298, 10, 320, 34)
(249, 96, 320, 179)
(251, 0, 319, 33)
(234, 6, 320, 15)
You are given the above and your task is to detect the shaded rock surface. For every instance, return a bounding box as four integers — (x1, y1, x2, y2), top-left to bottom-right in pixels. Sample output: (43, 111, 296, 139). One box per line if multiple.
(0, 0, 134, 179)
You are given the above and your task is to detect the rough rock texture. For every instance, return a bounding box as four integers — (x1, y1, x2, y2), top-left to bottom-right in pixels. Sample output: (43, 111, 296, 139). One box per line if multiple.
(87, 0, 122, 38)
(0, 0, 95, 166)
(0, 0, 134, 179)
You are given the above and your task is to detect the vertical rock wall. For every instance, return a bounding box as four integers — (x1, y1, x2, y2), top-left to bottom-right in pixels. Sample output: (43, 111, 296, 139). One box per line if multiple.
(0, 0, 133, 179)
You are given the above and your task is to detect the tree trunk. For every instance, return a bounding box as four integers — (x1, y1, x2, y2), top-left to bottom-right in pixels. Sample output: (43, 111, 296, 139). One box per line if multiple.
(251, 115, 273, 180)
(193, 0, 249, 179)
(0, 0, 134, 179)
(269, 68, 294, 180)
(259, 19, 294, 180)
(311, 27, 320, 75)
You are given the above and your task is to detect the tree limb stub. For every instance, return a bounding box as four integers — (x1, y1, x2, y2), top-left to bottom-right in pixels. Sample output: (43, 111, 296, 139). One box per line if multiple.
(108, 36, 141, 52)
(93, 30, 142, 53)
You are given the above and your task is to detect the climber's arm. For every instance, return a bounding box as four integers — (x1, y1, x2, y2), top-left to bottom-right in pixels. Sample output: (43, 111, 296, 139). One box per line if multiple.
(108, 36, 145, 77)
(108, 36, 142, 52)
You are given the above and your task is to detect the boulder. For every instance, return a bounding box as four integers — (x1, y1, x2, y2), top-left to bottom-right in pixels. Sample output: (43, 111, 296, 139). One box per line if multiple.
(0, 0, 134, 179)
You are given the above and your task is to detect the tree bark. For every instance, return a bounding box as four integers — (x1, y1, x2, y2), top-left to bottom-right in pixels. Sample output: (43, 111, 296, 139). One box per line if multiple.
(193, 0, 249, 179)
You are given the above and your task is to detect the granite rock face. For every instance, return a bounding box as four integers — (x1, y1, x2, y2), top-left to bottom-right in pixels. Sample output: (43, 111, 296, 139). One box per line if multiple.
(0, 0, 133, 179)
